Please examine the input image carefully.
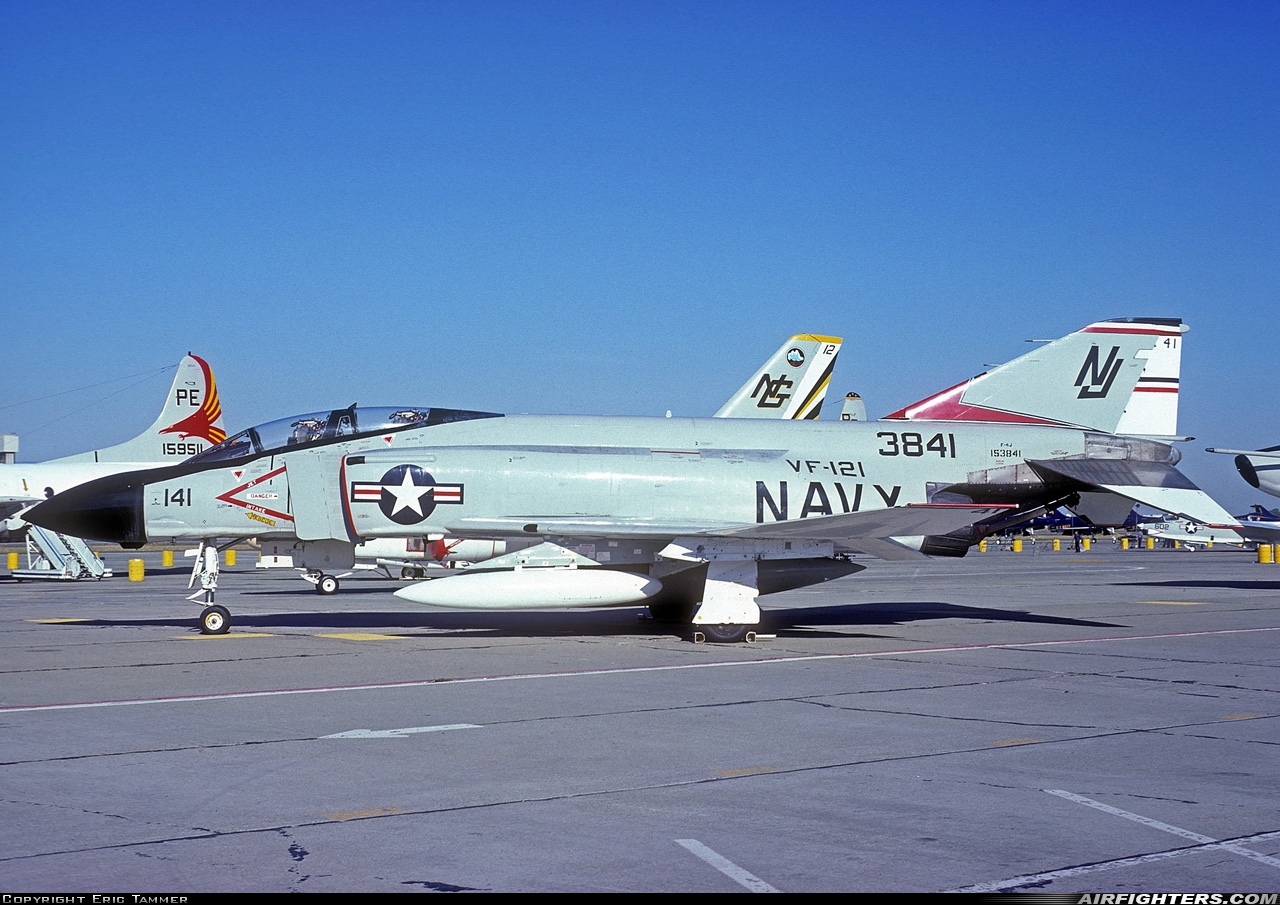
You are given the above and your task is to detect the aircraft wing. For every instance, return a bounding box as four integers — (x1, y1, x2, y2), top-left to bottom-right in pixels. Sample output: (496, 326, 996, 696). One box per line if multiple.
(448, 503, 1012, 561)
(1027, 459, 1241, 527)
(1236, 521, 1280, 542)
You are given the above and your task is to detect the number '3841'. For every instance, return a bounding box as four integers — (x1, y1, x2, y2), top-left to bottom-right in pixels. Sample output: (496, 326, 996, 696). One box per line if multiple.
(875, 431, 956, 458)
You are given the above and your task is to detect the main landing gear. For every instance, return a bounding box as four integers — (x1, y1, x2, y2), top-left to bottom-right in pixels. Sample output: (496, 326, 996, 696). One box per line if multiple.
(301, 570, 341, 595)
(692, 624, 757, 644)
(646, 559, 762, 644)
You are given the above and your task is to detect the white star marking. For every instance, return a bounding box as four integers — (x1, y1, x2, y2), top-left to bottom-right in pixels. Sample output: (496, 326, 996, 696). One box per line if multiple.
(383, 469, 432, 517)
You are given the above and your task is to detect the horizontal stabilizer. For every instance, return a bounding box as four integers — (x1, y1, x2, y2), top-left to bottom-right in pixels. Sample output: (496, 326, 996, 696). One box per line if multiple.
(1028, 459, 1239, 527)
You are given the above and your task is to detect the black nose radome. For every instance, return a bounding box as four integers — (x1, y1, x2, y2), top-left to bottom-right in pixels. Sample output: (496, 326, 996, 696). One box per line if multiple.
(26, 475, 147, 547)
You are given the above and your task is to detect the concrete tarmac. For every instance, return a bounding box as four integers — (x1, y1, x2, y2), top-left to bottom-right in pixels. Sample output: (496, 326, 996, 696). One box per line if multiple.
(1, 543, 1277, 892)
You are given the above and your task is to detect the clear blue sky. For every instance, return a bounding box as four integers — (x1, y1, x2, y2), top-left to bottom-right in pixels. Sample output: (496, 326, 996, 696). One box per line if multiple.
(2, 1, 1277, 512)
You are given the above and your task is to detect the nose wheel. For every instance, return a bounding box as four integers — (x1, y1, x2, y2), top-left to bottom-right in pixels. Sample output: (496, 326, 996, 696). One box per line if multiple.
(200, 605, 231, 635)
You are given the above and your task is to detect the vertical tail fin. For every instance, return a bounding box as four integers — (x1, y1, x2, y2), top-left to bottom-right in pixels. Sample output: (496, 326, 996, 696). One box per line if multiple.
(50, 355, 227, 464)
(883, 318, 1185, 436)
(715, 334, 842, 420)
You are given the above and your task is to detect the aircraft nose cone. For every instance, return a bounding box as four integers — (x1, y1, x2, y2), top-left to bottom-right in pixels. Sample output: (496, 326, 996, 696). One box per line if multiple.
(25, 476, 147, 547)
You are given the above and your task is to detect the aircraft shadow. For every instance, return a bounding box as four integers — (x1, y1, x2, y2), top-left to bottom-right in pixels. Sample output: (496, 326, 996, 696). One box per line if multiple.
(762, 601, 1120, 638)
(46, 599, 1120, 640)
(1124, 579, 1280, 591)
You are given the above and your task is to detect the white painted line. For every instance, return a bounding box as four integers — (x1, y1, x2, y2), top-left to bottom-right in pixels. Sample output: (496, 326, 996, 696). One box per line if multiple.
(4, 624, 1278, 714)
(951, 835, 1280, 892)
(676, 838, 779, 892)
(1046, 789, 1280, 869)
(322, 723, 481, 739)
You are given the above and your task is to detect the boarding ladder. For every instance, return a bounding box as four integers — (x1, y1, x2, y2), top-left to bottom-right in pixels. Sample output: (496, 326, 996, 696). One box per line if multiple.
(12, 524, 112, 580)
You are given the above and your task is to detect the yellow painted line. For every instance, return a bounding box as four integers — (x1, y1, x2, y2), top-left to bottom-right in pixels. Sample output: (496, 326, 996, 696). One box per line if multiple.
(1141, 600, 1203, 606)
(715, 766, 779, 778)
(991, 738, 1042, 747)
(28, 618, 91, 624)
(1220, 713, 1268, 721)
(324, 806, 406, 821)
(180, 633, 275, 639)
(317, 632, 405, 641)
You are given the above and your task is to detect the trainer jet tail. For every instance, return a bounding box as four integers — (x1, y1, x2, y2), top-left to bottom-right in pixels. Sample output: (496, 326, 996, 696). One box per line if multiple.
(715, 335, 841, 420)
(47, 355, 227, 464)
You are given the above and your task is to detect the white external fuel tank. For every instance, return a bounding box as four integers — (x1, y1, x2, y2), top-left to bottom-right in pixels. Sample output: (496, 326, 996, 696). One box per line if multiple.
(393, 568, 664, 609)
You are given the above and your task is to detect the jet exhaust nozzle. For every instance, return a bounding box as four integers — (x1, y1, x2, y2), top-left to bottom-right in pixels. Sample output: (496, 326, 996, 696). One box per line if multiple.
(1236, 455, 1261, 489)
(25, 476, 147, 547)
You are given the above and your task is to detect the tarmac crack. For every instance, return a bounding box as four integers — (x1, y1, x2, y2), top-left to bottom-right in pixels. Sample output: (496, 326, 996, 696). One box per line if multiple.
(0, 795, 216, 841)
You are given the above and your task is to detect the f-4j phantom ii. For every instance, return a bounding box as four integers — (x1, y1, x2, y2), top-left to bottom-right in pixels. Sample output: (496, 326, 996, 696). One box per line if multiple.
(29, 318, 1238, 641)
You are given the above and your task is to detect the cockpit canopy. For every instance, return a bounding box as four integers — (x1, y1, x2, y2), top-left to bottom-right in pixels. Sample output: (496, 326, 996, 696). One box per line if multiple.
(186, 405, 501, 464)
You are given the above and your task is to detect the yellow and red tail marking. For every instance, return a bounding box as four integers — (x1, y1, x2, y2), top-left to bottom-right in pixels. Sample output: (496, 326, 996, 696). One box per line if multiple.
(161, 356, 227, 445)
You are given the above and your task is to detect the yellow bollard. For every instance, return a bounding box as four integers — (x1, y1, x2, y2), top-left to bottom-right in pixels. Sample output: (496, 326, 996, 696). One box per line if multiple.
(978, 540, 987, 552)
(225, 549, 236, 567)
(1121, 537, 1129, 550)
(1082, 537, 1091, 551)
(1052, 538, 1061, 552)
(162, 549, 174, 567)
(1260, 544, 1274, 565)
(1146, 536, 1155, 550)
(1012, 538, 1022, 552)
(7, 552, 17, 570)
(128, 558, 145, 581)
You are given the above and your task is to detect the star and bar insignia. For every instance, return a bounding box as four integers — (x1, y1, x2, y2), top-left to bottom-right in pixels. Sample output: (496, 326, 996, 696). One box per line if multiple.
(350, 464, 464, 525)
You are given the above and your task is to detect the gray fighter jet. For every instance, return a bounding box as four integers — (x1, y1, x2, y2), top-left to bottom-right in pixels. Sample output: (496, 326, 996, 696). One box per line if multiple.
(28, 318, 1237, 640)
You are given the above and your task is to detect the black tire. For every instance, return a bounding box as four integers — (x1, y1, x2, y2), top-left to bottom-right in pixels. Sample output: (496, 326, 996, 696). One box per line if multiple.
(400, 566, 414, 580)
(200, 605, 231, 635)
(700, 623, 752, 644)
(317, 575, 339, 595)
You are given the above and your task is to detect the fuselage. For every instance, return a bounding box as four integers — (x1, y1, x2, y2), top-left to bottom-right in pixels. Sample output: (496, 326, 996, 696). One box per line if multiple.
(111, 413, 1172, 546)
